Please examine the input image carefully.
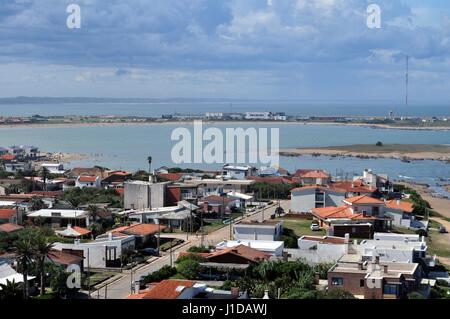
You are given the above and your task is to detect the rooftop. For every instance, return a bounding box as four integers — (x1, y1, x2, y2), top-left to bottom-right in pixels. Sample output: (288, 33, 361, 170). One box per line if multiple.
(0, 209, 17, 219)
(343, 195, 384, 205)
(0, 223, 23, 233)
(144, 280, 196, 299)
(385, 199, 414, 213)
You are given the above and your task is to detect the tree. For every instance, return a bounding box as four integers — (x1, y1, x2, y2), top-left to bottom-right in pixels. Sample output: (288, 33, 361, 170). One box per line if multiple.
(86, 205, 99, 224)
(14, 229, 38, 299)
(376, 141, 383, 147)
(177, 259, 201, 279)
(407, 292, 425, 299)
(30, 196, 45, 211)
(324, 289, 355, 299)
(40, 167, 50, 191)
(0, 279, 23, 300)
(33, 232, 55, 296)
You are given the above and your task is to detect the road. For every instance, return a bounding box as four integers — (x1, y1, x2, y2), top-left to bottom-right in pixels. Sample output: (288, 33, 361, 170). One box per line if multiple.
(91, 200, 289, 299)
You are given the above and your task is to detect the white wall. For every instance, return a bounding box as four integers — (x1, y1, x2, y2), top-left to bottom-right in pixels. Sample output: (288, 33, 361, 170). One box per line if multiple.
(291, 190, 316, 213)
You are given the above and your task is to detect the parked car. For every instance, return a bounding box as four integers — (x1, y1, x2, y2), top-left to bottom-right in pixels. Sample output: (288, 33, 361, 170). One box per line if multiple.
(439, 226, 448, 234)
(310, 223, 321, 231)
(139, 248, 159, 256)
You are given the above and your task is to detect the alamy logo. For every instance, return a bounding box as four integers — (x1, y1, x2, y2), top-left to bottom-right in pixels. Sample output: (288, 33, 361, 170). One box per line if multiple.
(66, 264, 81, 289)
(66, 4, 81, 29)
(367, 4, 381, 29)
(171, 121, 279, 167)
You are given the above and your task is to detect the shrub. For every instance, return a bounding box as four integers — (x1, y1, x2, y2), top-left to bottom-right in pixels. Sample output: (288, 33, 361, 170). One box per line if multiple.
(376, 141, 383, 147)
(324, 289, 356, 299)
(408, 292, 425, 299)
(187, 246, 211, 253)
(177, 259, 201, 280)
(144, 265, 177, 284)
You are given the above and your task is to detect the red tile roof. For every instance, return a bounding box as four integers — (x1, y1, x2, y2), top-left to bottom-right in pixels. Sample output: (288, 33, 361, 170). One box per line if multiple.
(0, 209, 16, 219)
(343, 195, 384, 205)
(203, 195, 236, 203)
(78, 176, 98, 183)
(294, 169, 330, 178)
(0, 223, 23, 233)
(144, 280, 196, 299)
(207, 245, 270, 263)
(47, 250, 84, 265)
(246, 176, 294, 184)
(0, 154, 15, 161)
(311, 206, 376, 221)
(385, 200, 414, 213)
(331, 181, 376, 194)
(291, 185, 347, 193)
(301, 236, 346, 245)
(158, 173, 185, 182)
(30, 191, 62, 198)
(72, 226, 92, 236)
(111, 223, 166, 236)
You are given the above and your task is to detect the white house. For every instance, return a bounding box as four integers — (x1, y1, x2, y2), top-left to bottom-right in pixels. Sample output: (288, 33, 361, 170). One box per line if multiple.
(383, 199, 415, 228)
(40, 163, 66, 175)
(222, 165, 256, 180)
(53, 234, 135, 268)
(233, 220, 283, 241)
(286, 235, 351, 264)
(216, 240, 284, 257)
(290, 186, 346, 213)
(226, 191, 254, 208)
(27, 209, 89, 227)
(75, 175, 102, 188)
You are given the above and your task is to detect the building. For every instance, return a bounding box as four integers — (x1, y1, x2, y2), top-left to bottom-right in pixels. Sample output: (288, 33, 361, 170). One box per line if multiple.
(233, 220, 283, 241)
(244, 112, 272, 120)
(290, 186, 347, 213)
(328, 254, 423, 299)
(98, 223, 166, 247)
(222, 165, 256, 180)
(40, 163, 65, 174)
(226, 191, 254, 208)
(55, 225, 92, 238)
(384, 199, 415, 228)
(0, 223, 23, 234)
(0, 209, 18, 224)
(124, 180, 167, 210)
(184, 179, 255, 197)
(355, 169, 392, 193)
(286, 234, 352, 264)
(216, 240, 284, 257)
(27, 209, 89, 228)
(293, 169, 331, 186)
(53, 233, 135, 268)
(201, 195, 239, 214)
(75, 175, 102, 188)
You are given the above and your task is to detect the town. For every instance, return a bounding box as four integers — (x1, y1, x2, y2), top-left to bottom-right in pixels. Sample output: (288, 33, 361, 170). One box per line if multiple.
(1, 145, 449, 300)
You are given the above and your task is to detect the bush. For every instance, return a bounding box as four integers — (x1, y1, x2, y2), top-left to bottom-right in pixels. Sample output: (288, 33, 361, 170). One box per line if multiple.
(436, 280, 449, 287)
(324, 289, 356, 299)
(177, 259, 201, 280)
(144, 265, 177, 284)
(407, 292, 425, 299)
(176, 253, 206, 264)
(376, 141, 383, 147)
(187, 246, 211, 253)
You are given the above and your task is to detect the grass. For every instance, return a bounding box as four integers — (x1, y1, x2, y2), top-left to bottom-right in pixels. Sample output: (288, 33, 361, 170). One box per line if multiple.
(427, 230, 450, 258)
(203, 221, 225, 234)
(84, 272, 115, 288)
(280, 219, 326, 237)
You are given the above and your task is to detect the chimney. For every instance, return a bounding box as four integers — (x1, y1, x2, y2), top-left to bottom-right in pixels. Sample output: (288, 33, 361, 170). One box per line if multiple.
(108, 232, 113, 241)
(383, 265, 388, 274)
(262, 290, 270, 299)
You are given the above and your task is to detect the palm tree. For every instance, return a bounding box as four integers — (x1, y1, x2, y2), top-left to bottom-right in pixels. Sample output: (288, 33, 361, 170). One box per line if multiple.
(14, 230, 37, 299)
(30, 196, 45, 211)
(40, 167, 50, 191)
(33, 233, 55, 296)
(86, 204, 99, 224)
(0, 279, 23, 300)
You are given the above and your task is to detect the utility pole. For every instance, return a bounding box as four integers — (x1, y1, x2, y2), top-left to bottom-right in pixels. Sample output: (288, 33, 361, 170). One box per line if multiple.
(104, 283, 108, 299)
(169, 240, 173, 267)
(130, 267, 133, 295)
(87, 248, 91, 298)
(157, 219, 161, 255)
(201, 210, 204, 247)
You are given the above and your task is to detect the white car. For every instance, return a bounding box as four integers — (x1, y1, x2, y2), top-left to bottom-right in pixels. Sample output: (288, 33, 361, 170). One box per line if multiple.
(310, 223, 321, 231)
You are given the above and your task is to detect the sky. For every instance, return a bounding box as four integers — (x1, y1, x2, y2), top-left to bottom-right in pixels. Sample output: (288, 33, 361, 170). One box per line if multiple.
(0, 0, 450, 102)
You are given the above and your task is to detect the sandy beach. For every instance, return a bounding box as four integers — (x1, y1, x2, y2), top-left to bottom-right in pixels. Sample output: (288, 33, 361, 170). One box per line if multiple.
(0, 120, 449, 131)
(280, 144, 450, 162)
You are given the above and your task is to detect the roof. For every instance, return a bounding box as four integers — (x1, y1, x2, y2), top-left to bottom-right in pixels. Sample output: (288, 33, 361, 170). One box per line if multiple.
(77, 176, 99, 183)
(27, 209, 87, 219)
(0, 209, 16, 219)
(343, 195, 384, 205)
(385, 200, 414, 213)
(111, 223, 166, 236)
(0, 154, 16, 161)
(216, 240, 284, 252)
(227, 192, 253, 200)
(144, 280, 196, 299)
(246, 176, 294, 185)
(291, 185, 347, 193)
(300, 235, 346, 245)
(29, 191, 62, 198)
(311, 206, 376, 221)
(47, 250, 84, 265)
(203, 195, 236, 203)
(331, 181, 376, 194)
(206, 245, 270, 263)
(56, 225, 91, 237)
(0, 223, 23, 233)
(294, 169, 330, 178)
(158, 173, 185, 182)
(238, 220, 282, 227)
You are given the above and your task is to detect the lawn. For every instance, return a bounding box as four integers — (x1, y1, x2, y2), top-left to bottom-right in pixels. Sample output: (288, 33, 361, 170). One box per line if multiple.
(280, 219, 326, 237)
(83, 272, 116, 289)
(427, 230, 450, 258)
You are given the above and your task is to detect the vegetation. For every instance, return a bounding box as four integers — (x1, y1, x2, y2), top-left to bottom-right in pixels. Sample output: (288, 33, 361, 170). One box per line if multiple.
(62, 187, 122, 208)
(250, 182, 296, 200)
(177, 259, 202, 280)
(143, 265, 177, 284)
(0, 280, 23, 300)
(187, 246, 212, 253)
(394, 185, 433, 217)
(280, 219, 326, 237)
(279, 228, 299, 248)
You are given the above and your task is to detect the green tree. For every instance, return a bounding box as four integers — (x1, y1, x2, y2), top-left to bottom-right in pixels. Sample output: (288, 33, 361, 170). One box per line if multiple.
(177, 259, 201, 279)
(0, 279, 23, 300)
(324, 289, 356, 299)
(14, 229, 38, 299)
(33, 232, 55, 296)
(40, 167, 50, 191)
(30, 196, 45, 211)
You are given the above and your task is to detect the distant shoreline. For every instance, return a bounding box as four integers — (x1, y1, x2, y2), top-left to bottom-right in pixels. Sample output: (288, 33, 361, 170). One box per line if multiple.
(280, 144, 450, 162)
(0, 120, 449, 131)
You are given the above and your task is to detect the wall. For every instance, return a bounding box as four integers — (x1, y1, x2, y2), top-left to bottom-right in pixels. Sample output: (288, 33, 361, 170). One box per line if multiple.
(290, 190, 316, 213)
(233, 224, 282, 241)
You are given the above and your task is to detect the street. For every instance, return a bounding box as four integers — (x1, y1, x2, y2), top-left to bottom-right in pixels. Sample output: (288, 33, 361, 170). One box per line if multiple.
(91, 200, 289, 299)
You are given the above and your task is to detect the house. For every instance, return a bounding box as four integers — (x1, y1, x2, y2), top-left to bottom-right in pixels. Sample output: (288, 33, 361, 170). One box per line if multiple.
(53, 233, 135, 268)
(355, 169, 393, 193)
(124, 180, 167, 210)
(67, 167, 109, 179)
(233, 220, 283, 241)
(328, 254, 423, 299)
(226, 191, 254, 208)
(247, 176, 294, 185)
(47, 250, 84, 270)
(127, 279, 248, 300)
(102, 170, 132, 187)
(222, 165, 256, 180)
(4, 161, 32, 173)
(122, 205, 193, 231)
(201, 195, 239, 214)
(75, 175, 102, 188)
(183, 178, 255, 197)
(55, 225, 92, 238)
(328, 222, 374, 239)
(27, 209, 89, 228)
(7, 145, 38, 159)
(99, 223, 166, 247)
(0, 209, 18, 224)
(290, 186, 347, 213)
(286, 234, 352, 264)
(331, 180, 377, 197)
(0, 223, 24, 233)
(384, 199, 415, 228)
(40, 163, 65, 174)
(0, 262, 35, 287)
(216, 240, 284, 257)
(293, 169, 331, 186)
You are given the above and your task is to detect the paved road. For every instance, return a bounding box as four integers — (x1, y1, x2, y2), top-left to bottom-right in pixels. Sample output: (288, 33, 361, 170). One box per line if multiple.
(91, 200, 289, 299)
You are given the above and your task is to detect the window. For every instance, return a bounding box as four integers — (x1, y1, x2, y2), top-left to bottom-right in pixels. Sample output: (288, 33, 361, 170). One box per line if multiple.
(331, 277, 344, 286)
(383, 284, 399, 295)
(360, 279, 365, 287)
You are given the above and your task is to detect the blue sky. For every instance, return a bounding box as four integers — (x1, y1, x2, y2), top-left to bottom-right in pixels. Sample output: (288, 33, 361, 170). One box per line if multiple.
(0, 0, 450, 102)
